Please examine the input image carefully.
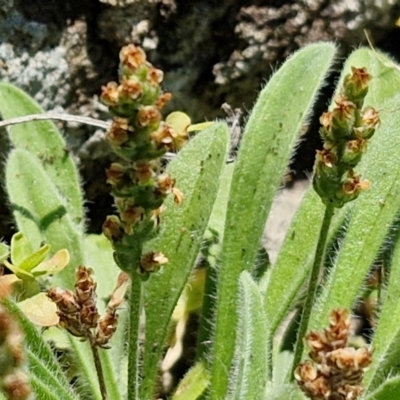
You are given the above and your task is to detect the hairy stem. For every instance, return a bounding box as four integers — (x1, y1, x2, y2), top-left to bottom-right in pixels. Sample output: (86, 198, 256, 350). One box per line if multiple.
(127, 274, 143, 400)
(90, 338, 108, 400)
(291, 203, 335, 377)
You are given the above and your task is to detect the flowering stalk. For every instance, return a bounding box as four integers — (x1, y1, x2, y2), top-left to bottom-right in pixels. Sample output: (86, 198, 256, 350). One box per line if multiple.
(292, 67, 380, 379)
(100, 44, 187, 399)
(48, 267, 128, 400)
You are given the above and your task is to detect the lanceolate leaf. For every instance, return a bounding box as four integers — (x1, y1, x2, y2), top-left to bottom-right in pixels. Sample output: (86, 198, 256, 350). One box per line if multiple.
(5, 148, 84, 289)
(363, 221, 400, 392)
(172, 361, 209, 400)
(140, 123, 229, 399)
(309, 49, 400, 332)
(209, 42, 337, 398)
(263, 187, 349, 336)
(228, 271, 269, 400)
(0, 82, 84, 229)
(364, 375, 400, 400)
(264, 189, 324, 334)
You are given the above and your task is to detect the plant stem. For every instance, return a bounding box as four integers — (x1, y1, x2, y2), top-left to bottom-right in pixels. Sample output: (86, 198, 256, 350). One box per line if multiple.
(90, 338, 108, 400)
(127, 274, 143, 400)
(291, 203, 335, 378)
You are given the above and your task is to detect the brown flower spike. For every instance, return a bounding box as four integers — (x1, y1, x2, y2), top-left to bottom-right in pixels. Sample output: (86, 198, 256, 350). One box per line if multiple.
(313, 67, 380, 208)
(48, 267, 128, 349)
(101, 44, 187, 277)
(295, 309, 372, 400)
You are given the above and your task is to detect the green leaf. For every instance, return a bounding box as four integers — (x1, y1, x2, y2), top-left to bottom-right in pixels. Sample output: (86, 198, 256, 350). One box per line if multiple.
(140, 122, 229, 399)
(207, 162, 235, 242)
(364, 375, 400, 400)
(33, 248, 70, 276)
(228, 271, 269, 400)
(5, 148, 85, 288)
(309, 48, 400, 332)
(209, 42, 337, 398)
(363, 225, 400, 391)
(67, 337, 102, 400)
(0, 82, 84, 230)
(3, 260, 35, 281)
(264, 189, 324, 334)
(10, 231, 34, 265)
(172, 361, 209, 400)
(19, 244, 50, 272)
(83, 234, 120, 313)
(263, 187, 349, 336)
(2, 299, 79, 400)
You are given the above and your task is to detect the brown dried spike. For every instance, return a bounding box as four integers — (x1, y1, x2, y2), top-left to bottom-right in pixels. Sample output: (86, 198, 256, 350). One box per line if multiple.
(296, 309, 373, 400)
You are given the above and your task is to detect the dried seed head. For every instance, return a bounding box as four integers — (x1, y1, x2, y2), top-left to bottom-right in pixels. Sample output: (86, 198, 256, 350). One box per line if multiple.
(48, 267, 126, 348)
(295, 309, 372, 400)
(100, 44, 185, 277)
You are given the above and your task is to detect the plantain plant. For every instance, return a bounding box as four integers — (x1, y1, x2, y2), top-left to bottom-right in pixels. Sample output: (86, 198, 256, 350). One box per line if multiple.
(1, 41, 400, 400)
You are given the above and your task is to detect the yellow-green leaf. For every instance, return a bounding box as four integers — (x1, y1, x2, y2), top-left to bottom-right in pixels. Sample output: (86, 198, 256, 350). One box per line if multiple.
(32, 249, 70, 276)
(10, 231, 34, 265)
(19, 244, 50, 272)
(18, 292, 59, 326)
